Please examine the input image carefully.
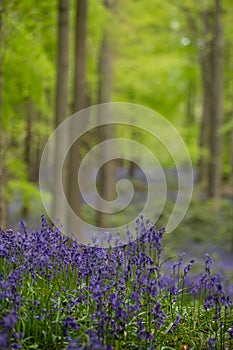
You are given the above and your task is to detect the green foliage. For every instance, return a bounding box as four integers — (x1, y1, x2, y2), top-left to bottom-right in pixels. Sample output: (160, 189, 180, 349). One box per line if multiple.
(1, 0, 55, 215)
(160, 197, 233, 282)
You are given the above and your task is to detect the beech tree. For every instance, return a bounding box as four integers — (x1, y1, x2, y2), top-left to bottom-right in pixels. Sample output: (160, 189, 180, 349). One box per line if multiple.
(53, 0, 70, 227)
(183, 0, 224, 199)
(0, 0, 5, 228)
(96, 0, 115, 228)
(67, 0, 88, 235)
(22, 99, 33, 217)
(200, 0, 224, 199)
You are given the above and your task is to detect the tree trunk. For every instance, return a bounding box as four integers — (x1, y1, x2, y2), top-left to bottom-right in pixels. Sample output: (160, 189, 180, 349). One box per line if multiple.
(67, 0, 88, 238)
(198, 9, 212, 190)
(73, 0, 88, 112)
(22, 99, 33, 217)
(0, 0, 6, 229)
(96, 0, 115, 228)
(55, 0, 70, 127)
(230, 107, 233, 252)
(198, 0, 224, 199)
(52, 0, 70, 227)
(186, 79, 196, 126)
(207, 0, 224, 199)
(30, 120, 41, 183)
(229, 97, 233, 189)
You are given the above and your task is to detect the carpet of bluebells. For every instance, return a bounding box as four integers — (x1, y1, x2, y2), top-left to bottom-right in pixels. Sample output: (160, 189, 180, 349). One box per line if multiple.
(0, 215, 232, 350)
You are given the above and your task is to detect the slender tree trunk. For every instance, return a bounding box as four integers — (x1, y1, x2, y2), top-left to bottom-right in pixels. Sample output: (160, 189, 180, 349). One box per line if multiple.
(207, 0, 224, 199)
(73, 0, 88, 112)
(96, 0, 115, 228)
(229, 97, 233, 189)
(230, 104, 233, 252)
(52, 0, 70, 227)
(55, 0, 70, 127)
(30, 119, 40, 183)
(22, 99, 33, 217)
(186, 79, 196, 126)
(0, 0, 6, 228)
(67, 0, 88, 238)
(198, 0, 224, 199)
(198, 9, 212, 190)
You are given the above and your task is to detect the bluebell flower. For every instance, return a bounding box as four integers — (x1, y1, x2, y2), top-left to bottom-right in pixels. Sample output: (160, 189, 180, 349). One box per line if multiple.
(173, 314, 182, 331)
(11, 343, 22, 349)
(207, 337, 217, 349)
(183, 260, 195, 277)
(63, 316, 79, 338)
(0, 331, 10, 349)
(228, 325, 233, 339)
(205, 254, 214, 273)
(152, 302, 166, 330)
(3, 312, 18, 329)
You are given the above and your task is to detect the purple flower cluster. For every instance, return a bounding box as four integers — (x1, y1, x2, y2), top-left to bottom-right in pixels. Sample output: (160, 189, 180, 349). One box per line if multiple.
(0, 215, 232, 349)
(207, 337, 217, 350)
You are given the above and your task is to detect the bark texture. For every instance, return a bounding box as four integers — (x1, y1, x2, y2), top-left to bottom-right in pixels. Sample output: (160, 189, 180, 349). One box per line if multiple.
(0, 0, 6, 228)
(67, 0, 88, 238)
(53, 0, 70, 227)
(199, 0, 224, 199)
(96, 0, 115, 228)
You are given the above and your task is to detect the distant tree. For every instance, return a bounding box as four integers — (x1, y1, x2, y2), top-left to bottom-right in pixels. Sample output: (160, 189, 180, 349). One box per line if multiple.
(22, 99, 33, 217)
(205, 0, 224, 199)
(198, 8, 213, 189)
(183, 0, 224, 199)
(186, 79, 196, 126)
(0, 0, 5, 228)
(73, 0, 88, 112)
(67, 0, 88, 236)
(96, 0, 115, 228)
(55, 0, 70, 127)
(230, 101, 233, 188)
(224, 41, 233, 191)
(53, 0, 70, 226)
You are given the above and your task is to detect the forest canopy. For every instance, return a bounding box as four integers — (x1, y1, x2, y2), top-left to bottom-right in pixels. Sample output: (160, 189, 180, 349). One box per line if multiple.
(0, 0, 232, 231)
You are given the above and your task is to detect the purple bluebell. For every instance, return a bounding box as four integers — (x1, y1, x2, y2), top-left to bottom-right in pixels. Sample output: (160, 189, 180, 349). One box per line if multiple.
(228, 325, 233, 339)
(207, 337, 217, 350)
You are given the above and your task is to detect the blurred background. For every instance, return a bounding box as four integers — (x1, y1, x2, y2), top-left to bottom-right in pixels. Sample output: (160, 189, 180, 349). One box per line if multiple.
(0, 0, 232, 280)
